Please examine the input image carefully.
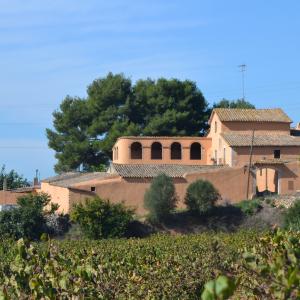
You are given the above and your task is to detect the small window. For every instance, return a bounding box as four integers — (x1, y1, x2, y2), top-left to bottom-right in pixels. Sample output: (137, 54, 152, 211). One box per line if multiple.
(274, 150, 281, 159)
(214, 150, 218, 164)
(215, 121, 217, 133)
(91, 186, 96, 192)
(223, 148, 226, 164)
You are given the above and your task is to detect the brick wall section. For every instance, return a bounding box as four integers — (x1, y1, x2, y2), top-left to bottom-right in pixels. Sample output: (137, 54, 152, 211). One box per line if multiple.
(70, 167, 255, 215)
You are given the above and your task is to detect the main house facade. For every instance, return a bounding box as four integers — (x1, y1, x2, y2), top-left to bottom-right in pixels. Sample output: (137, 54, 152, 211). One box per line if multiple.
(2, 108, 299, 215)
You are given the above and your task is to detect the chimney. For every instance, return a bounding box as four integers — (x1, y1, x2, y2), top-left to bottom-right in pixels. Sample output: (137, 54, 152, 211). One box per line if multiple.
(297, 123, 300, 130)
(3, 177, 7, 191)
(33, 169, 39, 186)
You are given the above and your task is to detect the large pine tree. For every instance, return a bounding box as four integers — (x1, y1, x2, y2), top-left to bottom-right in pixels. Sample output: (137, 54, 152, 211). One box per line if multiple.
(46, 73, 211, 172)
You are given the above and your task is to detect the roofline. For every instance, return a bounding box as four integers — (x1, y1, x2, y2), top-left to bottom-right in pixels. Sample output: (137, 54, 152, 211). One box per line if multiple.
(209, 108, 292, 124)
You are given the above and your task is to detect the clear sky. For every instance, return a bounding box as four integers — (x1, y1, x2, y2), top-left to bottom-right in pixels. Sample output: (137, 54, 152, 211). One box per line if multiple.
(1, 0, 300, 181)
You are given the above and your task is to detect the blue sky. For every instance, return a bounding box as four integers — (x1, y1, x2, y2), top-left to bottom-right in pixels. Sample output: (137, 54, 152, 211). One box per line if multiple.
(1, 0, 300, 180)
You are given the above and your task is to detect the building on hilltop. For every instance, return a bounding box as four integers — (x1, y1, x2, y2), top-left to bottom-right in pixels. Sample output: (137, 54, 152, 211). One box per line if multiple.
(10, 108, 300, 215)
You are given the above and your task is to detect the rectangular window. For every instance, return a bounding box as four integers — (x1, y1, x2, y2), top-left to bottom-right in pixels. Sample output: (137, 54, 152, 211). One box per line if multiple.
(215, 150, 218, 164)
(223, 148, 226, 164)
(274, 150, 281, 159)
(215, 121, 217, 133)
(91, 186, 96, 192)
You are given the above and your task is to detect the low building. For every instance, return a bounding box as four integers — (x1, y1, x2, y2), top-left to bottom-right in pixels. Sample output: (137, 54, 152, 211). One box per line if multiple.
(39, 108, 300, 215)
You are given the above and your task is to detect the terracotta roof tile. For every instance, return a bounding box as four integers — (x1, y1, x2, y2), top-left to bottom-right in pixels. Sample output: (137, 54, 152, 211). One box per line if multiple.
(213, 108, 292, 123)
(222, 133, 300, 147)
(43, 172, 114, 188)
(110, 163, 226, 178)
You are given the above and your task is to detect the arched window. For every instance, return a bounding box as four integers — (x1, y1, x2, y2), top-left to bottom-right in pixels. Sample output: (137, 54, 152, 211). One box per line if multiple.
(151, 142, 162, 159)
(131, 142, 142, 159)
(170, 142, 182, 159)
(190, 142, 201, 160)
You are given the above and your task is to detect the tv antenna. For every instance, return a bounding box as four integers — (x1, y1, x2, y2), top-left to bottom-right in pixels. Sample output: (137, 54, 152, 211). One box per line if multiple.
(238, 64, 246, 100)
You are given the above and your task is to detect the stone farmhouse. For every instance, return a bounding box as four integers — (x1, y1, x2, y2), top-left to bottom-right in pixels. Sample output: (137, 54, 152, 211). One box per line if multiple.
(1, 108, 300, 215)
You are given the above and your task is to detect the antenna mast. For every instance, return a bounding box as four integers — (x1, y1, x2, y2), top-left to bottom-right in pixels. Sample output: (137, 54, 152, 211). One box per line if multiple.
(238, 64, 246, 100)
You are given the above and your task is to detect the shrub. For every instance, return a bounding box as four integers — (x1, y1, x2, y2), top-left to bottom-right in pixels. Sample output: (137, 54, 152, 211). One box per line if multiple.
(185, 180, 219, 215)
(70, 197, 134, 239)
(283, 199, 300, 231)
(0, 193, 55, 240)
(45, 214, 71, 236)
(144, 173, 177, 222)
(235, 198, 262, 215)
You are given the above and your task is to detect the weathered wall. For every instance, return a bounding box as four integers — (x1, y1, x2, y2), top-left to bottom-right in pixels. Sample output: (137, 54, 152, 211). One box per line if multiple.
(232, 146, 300, 168)
(0, 191, 20, 205)
(42, 162, 300, 215)
(40, 182, 70, 213)
(68, 188, 96, 209)
(207, 114, 233, 166)
(69, 167, 255, 215)
(277, 161, 300, 195)
(113, 137, 212, 165)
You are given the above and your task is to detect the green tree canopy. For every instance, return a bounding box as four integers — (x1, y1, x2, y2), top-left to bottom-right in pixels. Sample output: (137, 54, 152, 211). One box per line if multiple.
(213, 98, 255, 109)
(0, 165, 29, 190)
(47, 73, 210, 172)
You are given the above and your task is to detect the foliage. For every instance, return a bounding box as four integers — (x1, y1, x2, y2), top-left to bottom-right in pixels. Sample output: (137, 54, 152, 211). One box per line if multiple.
(47, 73, 210, 172)
(201, 275, 236, 300)
(185, 180, 219, 215)
(283, 199, 300, 230)
(144, 173, 177, 222)
(202, 229, 300, 299)
(44, 214, 71, 236)
(235, 198, 262, 215)
(0, 231, 257, 299)
(213, 98, 255, 109)
(70, 197, 134, 239)
(0, 193, 62, 240)
(0, 165, 29, 190)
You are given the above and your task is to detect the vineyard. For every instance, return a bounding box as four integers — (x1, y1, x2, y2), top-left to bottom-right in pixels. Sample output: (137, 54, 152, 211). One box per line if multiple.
(0, 231, 258, 299)
(0, 229, 299, 299)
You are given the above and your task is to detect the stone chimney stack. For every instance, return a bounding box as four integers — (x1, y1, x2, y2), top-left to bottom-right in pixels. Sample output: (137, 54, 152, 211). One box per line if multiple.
(33, 169, 39, 186)
(297, 122, 300, 130)
(3, 177, 7, 191)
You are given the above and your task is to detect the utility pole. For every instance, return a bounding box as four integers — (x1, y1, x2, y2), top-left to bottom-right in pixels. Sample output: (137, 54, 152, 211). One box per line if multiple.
(238, 64, 246, 100)
(246, 129, 255, 199)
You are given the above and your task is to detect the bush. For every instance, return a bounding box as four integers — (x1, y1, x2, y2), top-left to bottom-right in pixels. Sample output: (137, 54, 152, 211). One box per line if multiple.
(283, 199, 300, 230)
(45, 214, 71, 236)
(235, 198, 262, 216)
(70, 197, 134, 239)
(144, 173, 177, 222)
(0, 193, 56, 240)
(185, 180, 219, 215)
